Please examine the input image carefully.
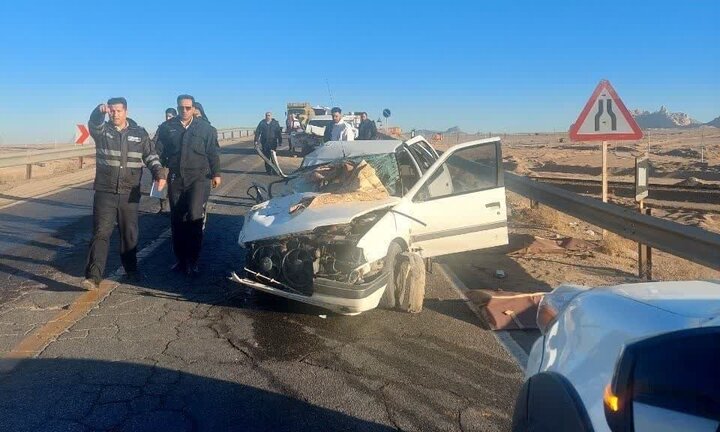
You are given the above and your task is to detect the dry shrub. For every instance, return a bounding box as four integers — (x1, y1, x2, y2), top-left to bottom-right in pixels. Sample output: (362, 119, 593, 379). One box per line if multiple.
(598, 233, 636, 258)
(515, 206, 562, 231)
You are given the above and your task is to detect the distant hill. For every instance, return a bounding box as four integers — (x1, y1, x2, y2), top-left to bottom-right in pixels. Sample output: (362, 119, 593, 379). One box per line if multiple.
(706, 116, 720, 128)
(414, 126, 467, 136)
(631, 106, 701, 129)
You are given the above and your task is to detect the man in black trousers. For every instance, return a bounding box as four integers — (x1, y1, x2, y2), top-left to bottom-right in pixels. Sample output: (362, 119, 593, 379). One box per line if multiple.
(254, 111, 282, 174)
(83, 98, 167, 289)
(156, 94, 221, 277)
(151, 108, 177, 213)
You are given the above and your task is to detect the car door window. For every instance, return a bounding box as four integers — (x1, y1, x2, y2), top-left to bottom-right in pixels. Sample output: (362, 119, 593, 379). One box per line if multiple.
(418, 141, 439, 159)
(414, 142, 499, 202)
(396, 148, 421, 195)
(407, 144, 436, 173)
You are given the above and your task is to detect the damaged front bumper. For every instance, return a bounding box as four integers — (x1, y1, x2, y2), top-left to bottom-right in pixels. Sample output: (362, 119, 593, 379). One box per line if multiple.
(229, 269, 389, 315)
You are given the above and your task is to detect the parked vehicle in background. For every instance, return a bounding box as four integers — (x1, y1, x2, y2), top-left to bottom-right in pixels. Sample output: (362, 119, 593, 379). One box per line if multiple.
(513, 281, 720, 432)
(289, 114, 359, 156)
(286, 102, 314, 128)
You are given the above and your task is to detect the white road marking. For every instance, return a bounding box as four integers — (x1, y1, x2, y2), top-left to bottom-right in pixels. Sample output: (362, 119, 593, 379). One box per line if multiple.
(437, 263, 529, 369)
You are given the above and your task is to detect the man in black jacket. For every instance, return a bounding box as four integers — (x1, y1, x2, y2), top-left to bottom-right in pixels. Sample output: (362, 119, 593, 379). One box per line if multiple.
(357, 112, 378, 140)
(83, 97, 167, 290)
(151, 108, 177, 214)
(156, 94, 221, 277)
(254, 112, 282, 174)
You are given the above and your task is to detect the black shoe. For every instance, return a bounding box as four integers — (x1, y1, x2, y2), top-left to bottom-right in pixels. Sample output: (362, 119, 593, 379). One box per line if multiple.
(124, 271, 143, 283)
(171, 262, 187, 273)
(81, 278, 101, 290)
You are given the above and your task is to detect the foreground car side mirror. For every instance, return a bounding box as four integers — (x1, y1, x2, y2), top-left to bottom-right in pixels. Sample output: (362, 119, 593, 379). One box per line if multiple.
(604, 327, 720, 432)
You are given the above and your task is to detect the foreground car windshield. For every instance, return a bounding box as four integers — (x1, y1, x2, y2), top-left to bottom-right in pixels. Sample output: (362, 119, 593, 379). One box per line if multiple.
(279, 153, 401, 197)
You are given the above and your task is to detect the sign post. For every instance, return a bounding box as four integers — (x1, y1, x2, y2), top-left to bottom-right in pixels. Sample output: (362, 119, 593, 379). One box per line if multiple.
(635, 156, 651, 279)
(569, 79, 644, 237)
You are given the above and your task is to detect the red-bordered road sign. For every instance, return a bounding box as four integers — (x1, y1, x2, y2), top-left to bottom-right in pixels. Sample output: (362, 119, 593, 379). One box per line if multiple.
(569, 79, 643, 141)
(75, 124, 90, 145)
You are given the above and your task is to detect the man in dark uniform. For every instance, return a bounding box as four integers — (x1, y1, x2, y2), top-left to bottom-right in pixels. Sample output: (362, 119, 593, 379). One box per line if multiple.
(254, 112, 282, 174)
(151, 108, 177, 213)
(83, 97, 167, 290)
(156, 95, 221, 277)
(357, 112, 378, 140)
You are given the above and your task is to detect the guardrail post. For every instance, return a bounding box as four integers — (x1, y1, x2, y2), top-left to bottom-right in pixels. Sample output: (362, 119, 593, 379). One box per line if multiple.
(25, 164, 32, 179)
(638, 206, 652, 280)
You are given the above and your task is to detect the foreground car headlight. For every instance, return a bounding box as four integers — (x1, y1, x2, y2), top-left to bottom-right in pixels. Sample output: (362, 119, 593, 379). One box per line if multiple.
(536, 285, 588, 334)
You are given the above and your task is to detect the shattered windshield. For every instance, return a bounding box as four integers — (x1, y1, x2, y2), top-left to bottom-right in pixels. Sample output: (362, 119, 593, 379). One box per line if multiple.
(284, 153, 401, 197)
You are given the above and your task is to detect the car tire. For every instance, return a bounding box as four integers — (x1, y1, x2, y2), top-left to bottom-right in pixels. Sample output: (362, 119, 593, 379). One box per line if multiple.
(395, 252, 425, 313)
(379, 242, 404, 309)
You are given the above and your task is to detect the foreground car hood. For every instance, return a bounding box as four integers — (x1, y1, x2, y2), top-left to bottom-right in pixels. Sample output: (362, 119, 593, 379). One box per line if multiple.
(604, 280, 720, 320)
(239, 192, 400, 243)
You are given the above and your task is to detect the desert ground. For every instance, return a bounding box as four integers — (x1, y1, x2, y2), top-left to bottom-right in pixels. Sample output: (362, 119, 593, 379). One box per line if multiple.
(428, 128, 720, 234)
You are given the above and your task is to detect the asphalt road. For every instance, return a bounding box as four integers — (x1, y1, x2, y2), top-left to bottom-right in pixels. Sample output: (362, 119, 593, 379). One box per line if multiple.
(0, 140, 524, 431)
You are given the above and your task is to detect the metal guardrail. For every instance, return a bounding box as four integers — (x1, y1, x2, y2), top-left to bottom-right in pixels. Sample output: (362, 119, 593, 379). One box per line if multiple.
(217, 127, 255, 140)
(0, 145, 96, 169)
(0, 126, 256, 176)
(505, 171, 720, 270)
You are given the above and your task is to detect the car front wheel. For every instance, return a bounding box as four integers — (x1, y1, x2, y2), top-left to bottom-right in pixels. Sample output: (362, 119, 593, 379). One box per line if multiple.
(378, 242, 403, 309)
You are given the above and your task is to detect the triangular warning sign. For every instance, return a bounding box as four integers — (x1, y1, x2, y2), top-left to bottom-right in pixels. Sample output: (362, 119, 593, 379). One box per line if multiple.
(569, 79, 643, 141)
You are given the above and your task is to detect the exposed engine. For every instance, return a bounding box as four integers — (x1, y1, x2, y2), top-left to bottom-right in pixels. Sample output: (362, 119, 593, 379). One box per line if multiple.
(245, 211, 386, 294)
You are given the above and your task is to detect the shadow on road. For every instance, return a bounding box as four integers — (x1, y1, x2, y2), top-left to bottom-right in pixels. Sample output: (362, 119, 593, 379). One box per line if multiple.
(219, 147, 258, 156)
(0, 358, 395, 432)
(0, 186, 94, 211)
(429, 234, 553, 332)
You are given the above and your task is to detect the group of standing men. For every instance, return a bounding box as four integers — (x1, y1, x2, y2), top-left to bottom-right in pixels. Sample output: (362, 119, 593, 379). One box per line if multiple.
(82, 95, 221, 290)
(82, 98, 381, 289)
(320, 108, 378, 142)
(253, 107, 378, 175)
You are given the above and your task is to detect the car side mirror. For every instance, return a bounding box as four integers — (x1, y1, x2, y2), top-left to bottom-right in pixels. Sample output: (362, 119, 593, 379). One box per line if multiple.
(604, 327, 720, 432)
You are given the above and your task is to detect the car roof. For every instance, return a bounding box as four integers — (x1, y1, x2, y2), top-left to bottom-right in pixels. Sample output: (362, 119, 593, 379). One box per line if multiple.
(302, 140, 404, 167)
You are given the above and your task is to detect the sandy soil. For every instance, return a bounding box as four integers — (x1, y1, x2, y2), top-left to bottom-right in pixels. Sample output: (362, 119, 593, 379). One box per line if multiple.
(0, 158, 95, 193)
(428, 128, 720, 233)
(448, 191, 720, 301)
(432, 128, 720, 181)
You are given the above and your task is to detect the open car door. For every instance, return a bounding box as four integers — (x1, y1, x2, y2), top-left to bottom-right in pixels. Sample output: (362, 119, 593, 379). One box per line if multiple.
(401, 138, 508, 258)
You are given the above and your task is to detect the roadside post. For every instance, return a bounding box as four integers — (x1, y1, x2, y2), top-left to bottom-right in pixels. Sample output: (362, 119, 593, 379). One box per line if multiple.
(568, 79, 644, 237)
(635, 156, 652, 279)
(75, 124, 90, 170)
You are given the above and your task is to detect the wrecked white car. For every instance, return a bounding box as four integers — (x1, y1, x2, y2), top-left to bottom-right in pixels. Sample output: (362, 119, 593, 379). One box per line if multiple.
(231, 136, 509, 315)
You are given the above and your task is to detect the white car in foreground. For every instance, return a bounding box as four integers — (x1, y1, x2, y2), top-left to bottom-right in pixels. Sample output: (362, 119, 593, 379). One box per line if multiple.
(513, 281, 720, 432)
(231, 136, 509, 315)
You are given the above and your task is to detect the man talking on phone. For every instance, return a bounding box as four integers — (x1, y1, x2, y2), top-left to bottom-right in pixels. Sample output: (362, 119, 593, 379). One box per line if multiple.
(83, 98, 167, 290)
(155, 94, 221, 277)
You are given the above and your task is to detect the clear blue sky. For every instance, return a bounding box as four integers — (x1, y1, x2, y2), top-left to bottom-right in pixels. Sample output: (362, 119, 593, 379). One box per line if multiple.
(1, 0, 718, 144)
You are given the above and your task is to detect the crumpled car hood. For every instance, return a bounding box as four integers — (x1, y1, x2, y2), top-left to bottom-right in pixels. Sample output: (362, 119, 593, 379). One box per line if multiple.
(238, 192, 400, 243)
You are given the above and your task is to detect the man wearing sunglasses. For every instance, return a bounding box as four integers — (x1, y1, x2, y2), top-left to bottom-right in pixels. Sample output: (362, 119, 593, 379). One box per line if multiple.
(155, 94, 221, 277)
